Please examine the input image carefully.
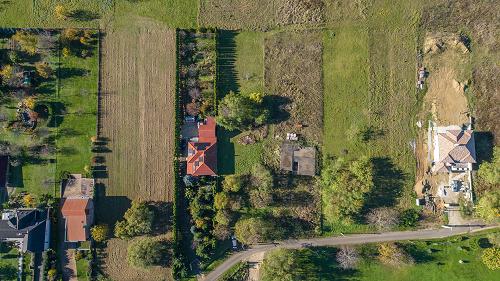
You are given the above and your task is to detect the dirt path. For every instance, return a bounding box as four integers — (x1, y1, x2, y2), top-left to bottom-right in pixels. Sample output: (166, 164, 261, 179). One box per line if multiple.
(98, 22, 176, 281)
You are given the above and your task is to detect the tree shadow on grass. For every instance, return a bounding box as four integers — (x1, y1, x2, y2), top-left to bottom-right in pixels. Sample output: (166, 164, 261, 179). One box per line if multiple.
(402, 243, 435, 263)
(474, 131, 494, 165)
(217, 127, 237, 175)
(307, 247, 359, 281)
(58, 67, 89, 80)
(264, 95, 291, 124)
(361, 157, 405, 218)
(0, 264, 17, 280)
(7, 164, 23, 187)
(94, 184, 131, 225)
(69, 9, 100, 22)
(150, 201, 173, 235)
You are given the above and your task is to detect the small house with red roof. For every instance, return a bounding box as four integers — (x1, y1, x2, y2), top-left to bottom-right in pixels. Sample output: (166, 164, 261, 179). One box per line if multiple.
(187, 117, 217, 176)
(61, 174, 95, 242)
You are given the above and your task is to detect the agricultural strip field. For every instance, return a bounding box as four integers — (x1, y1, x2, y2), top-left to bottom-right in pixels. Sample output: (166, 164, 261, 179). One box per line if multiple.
(199, 0, 325, 31)
(97, 24, 176, 280)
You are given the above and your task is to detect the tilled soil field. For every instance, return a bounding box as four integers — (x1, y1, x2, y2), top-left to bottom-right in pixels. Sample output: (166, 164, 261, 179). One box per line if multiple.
(98, 24, 176, 280)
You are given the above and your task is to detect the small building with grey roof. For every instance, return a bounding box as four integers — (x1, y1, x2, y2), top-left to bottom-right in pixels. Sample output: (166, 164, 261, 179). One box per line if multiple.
(280, 142, 317, 176)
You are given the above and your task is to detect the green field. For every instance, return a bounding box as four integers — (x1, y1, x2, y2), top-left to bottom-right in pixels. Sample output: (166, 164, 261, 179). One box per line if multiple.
(322, 26, 369, 158)
(0, 244, 21, 281)
(0, 0, 198, 29)
(261, 231, 500, 281)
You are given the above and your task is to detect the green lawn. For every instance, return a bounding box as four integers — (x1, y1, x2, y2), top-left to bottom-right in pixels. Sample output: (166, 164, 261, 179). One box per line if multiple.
(56, 33, 99, 176)
(322, 27, 369, 159)
(0, 244, 19, 281)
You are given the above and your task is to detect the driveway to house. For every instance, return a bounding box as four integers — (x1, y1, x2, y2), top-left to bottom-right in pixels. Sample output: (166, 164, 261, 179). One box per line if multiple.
(200, 225, 498, 281)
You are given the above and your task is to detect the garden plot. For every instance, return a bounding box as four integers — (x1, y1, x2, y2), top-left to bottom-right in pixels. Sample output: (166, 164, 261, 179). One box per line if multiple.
(264, 30, 323, 150)
(199, 0, 325, 30)
(98, 24, 176, 281)
(0, 29, 98, 200)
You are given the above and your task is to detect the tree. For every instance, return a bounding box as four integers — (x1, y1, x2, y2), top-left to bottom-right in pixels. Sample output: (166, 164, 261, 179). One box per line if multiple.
(217, 91, 270, 131)
(336, 246, 359, 269)
(260, 248, 320, 281)
(482, 247, 500, 270)
(62, 47, 71, 58)
(321, 157, 374, 223)
(0, 64, 13, 80)
(54, 4, 68, 20)
(12, 31, 38, 55)
(47, 268, 58, 281)
(378, 243, 414, 267)
(213, 224, 231, 240)
(214, 210, 232, 226)
(223, 174, 243, 193)
(186, 101, 200, 116)
(399, 209, 420, 227)
(127, 237, 166, 268)
(248, 163, 274, 208)
(214, 192, 229, 210)
(476, 191, 500, 223)
(235, 217, 280, 245)
(114, 201, 155, 238)
(366, 207, 399, 231)
(478, 147, 500, 185)
(91, 224, 109, 242)
(35, 61, 53, 79)
(38, 194, 55, 208)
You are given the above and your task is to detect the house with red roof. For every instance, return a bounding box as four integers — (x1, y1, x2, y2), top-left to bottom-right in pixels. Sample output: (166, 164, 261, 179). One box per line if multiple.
(61, 174, 95, 242)
(186, 117, 217, 176)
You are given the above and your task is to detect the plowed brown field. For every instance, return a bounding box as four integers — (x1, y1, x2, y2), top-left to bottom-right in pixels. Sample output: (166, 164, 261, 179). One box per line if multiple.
(97, 23, 176, 281)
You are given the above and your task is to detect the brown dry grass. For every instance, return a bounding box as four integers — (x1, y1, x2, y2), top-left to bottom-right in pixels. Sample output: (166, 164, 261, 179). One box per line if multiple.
(264, 30, 323, 147)
(199, 0, 324, 30)
(98, 22, 176, 281)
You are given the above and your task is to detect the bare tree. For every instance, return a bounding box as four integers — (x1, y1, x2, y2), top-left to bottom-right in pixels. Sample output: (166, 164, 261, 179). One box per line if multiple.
(366, 207, 399, 231)
(336, 246, 359, 270)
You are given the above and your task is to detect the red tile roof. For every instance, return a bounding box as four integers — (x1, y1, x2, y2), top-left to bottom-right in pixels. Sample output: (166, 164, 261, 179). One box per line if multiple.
(61, 198, 93, 242)
(187, 117, 217, 176)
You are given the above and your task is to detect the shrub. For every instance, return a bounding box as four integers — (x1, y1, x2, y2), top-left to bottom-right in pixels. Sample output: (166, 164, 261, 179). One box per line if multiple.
(91, 224, 109, 242)
(235, 217, 281, 244)
(223, 174, 244, 193)
(482, 247, 500, 270)
(399, 209, 420, 227)
(35, 61, 53, 78)
(378, 243, 414, 267)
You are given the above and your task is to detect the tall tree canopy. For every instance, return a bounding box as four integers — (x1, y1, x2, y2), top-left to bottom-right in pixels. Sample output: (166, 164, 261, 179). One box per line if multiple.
(320, 156, 374, 223)
(217, 91, 270, 131)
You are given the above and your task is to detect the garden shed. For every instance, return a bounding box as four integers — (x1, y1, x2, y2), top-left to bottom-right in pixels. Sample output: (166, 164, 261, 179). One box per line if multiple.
(280, 142, 316, 176)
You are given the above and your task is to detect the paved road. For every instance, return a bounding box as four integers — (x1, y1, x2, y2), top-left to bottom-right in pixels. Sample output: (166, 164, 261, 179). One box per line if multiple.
(200, 225, 498, 281)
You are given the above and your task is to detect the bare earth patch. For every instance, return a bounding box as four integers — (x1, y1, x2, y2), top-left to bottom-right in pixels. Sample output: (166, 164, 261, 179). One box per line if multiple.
(98, 22, 176, 281)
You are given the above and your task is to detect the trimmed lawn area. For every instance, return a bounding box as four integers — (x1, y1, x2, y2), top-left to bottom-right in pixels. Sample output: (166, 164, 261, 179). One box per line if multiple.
(56, 32, 99, 176)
